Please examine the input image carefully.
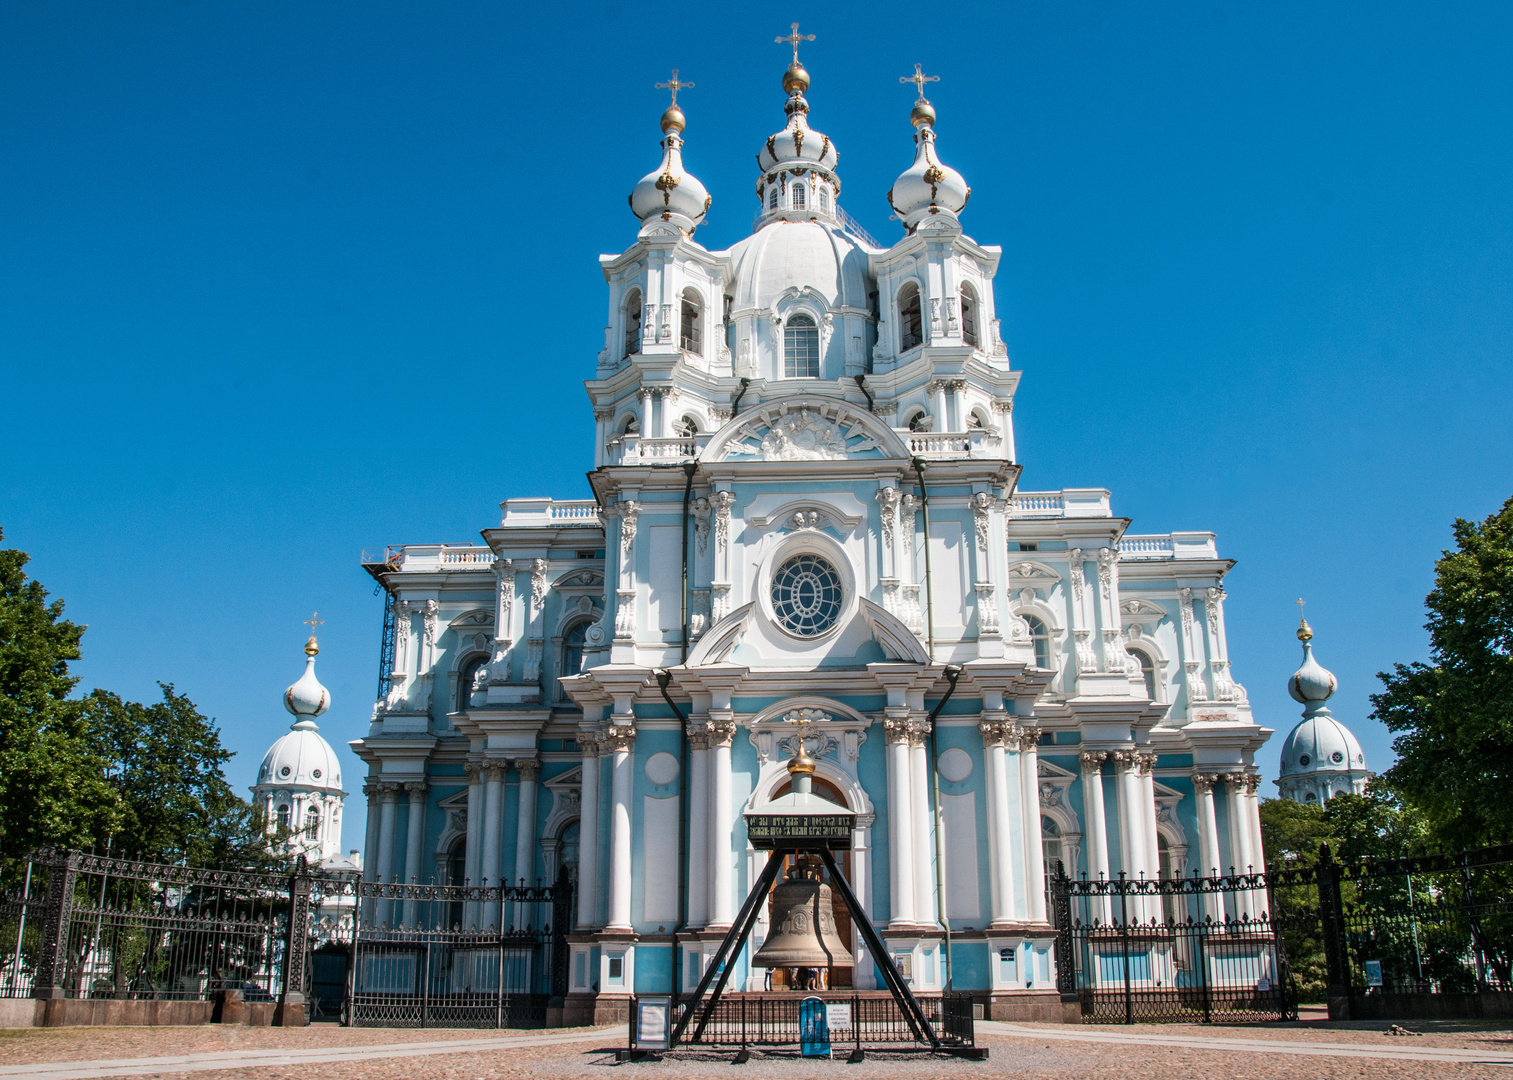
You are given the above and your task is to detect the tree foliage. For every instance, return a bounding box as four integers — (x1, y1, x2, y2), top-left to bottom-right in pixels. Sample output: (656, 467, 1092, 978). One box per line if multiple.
(1372, 495, 1513, 849)
(0, 529, 277, 872)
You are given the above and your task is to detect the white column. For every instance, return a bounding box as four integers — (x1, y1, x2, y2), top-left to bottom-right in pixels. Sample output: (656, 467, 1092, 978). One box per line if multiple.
(575, 735, 601, 930)
(361, 782, 381, 923)
(1113, 751, 1146, 881)
(606, 722, 636, 932)
(1139, 754, 1162, 880)
(403, 780, 428, 926)
(708, 714, 736, 929)
(1192, 772, 1223, 923)
(463, 762, 484, 929)
(1226, 774, 1256, 919)
(1244, 773, 1266, 874)
(513, 759, 540, 886)
(1018, 727, 1048, 923)
(852, 816, 875, 989)
(1080, 752, 1110, 923)
(885, 715, 916, 927)
(980, 718, 1014, 927)
(481, 761, 506, 928)
(375, 782, 399, 927)
(909, 724, 935, 926)
(686, 726, 710, 930)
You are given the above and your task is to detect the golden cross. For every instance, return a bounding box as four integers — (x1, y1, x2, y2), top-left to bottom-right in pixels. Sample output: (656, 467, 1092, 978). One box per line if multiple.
(304, 611, 325, 633)
(1295, 598, 1306, 613)
(655, 69, 693, 106)
(776, 22, 815, 65)
(900, 63, 939, 102)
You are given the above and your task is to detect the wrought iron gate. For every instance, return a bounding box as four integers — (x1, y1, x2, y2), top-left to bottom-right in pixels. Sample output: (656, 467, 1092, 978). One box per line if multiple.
(325, 875, 573, 1028)
(1052, 868, 1295, 1023)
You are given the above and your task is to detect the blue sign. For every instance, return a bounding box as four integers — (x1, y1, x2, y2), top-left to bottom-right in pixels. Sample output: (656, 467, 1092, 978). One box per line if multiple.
(799, 995, 831, 1058)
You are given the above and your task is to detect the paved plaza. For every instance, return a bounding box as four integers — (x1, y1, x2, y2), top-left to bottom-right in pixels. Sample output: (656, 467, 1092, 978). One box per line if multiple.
(2, 1021, 1512, 1080)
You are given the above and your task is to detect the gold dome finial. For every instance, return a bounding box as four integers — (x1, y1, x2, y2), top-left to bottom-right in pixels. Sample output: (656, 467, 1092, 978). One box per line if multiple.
(655, 69, 693, 133)
(787, 741, 816, 776)
(303, 611, 325, 656)
(1295, 598, 1312, 641)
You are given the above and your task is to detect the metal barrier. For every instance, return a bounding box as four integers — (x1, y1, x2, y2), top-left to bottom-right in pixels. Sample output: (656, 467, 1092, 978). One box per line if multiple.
(635, 991, 974, 1052)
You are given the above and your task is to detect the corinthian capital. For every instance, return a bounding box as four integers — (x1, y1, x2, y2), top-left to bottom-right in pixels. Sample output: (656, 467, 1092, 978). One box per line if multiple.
(604, 723, 636, 754)
(707, 716, 737, 748)
(514, 758, 541, 782)
(1079, 750, 1107, 773)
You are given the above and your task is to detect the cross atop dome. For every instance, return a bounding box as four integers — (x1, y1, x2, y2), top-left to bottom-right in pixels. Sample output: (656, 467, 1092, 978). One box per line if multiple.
(656, 69, 693, 106)
(900, 63, 939, 102)
(775, 22, 815, 65)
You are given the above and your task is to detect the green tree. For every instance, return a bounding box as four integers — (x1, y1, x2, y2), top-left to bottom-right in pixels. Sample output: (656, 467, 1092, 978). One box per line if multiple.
(0, 529, 118, 860)
(1372, 495, 1513, 849)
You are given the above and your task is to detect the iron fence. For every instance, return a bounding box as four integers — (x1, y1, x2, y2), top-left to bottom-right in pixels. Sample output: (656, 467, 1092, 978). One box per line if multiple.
(0, 849, 571, 1028)
(1052, 869, 1295, 1024)
(663, 991, 974, 1049)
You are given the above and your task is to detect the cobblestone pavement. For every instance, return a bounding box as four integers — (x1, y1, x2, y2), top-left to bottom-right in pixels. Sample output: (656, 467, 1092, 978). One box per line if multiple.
(2, 1020, 1513, 1080)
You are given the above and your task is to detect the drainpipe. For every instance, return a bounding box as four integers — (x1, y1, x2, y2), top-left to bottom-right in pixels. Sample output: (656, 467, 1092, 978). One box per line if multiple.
(913, 457, 936, 663)
(680, 462, 697, 663)
(926, 664, 963, 991)
(657, 670, 690, 1009)
(852, 373, 875, 412)
(730, 377, 752, 416)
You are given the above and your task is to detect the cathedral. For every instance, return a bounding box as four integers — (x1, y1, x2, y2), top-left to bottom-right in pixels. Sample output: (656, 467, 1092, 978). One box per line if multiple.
(351, 46, 1273, 1023)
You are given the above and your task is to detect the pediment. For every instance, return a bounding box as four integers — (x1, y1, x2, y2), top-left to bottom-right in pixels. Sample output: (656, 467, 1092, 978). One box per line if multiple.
(554, 569, 605, 589)
(703, 397, 912, 463)
(449, 608, 495, 631)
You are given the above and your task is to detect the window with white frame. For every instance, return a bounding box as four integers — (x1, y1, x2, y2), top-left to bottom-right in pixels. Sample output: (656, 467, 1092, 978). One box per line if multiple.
(784, 314, 820, 378)
(680, 288, 702, 354)
(792, 182, 806, 209)
(960, 283, 980, 347)
(623, 289, 642, 357)
(898, 282, 923, 351)
(561, 621, 588, 681)
(1132, 649, 1157, 700)
(768, 185, 779, 209)
(1024, 614, 1051, 669)
(818, 185, 830, 212)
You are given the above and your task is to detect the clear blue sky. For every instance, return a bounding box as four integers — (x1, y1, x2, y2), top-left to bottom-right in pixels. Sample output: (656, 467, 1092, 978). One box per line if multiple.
(4, 2, 1511, 852)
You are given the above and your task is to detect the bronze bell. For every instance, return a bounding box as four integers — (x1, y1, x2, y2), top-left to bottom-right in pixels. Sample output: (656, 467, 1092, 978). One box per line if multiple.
(752, 857, 851, 969)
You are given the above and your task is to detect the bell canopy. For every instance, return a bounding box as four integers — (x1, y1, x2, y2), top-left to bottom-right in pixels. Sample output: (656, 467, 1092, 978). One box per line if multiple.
(629, 70, 710, 231)
(888, 64, 970, 228)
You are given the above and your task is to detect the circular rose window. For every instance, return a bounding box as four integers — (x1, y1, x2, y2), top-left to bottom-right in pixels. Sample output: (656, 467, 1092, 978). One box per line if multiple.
(280, 765, 292, 778)
(312, 768, 322, 779)
(1331, 751, 1344, 764)
(1298, 754, 1311, 767)
(771, 553, 843, 637)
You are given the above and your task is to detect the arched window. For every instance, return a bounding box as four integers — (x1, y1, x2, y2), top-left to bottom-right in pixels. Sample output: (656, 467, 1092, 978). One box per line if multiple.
(276, 804, 290, 832)
(960, 284, 980, 348)
(674, 414, 699, 438)
(784, 314, 820, 378)
(305, 806, 320, 838)
(968, 410, 987, 430)
(1024, 614, 1051, 670)
(1042, 815, 1063, 880)
(457, 655, 488, 711)
(898, 282, 923, 351)
(906, 410, 932, 433)
(1132, 649, 1157, 701)
(620, 413, 640, 435)
(446, 838, 467, 928)
(624, 289, 642, 357)
(680, 288, 702, 354)
(768, 184, 779, 210)
(561, 621, 588, 681)
(818, 186, 830, 212)
(792, 182, 806, 209)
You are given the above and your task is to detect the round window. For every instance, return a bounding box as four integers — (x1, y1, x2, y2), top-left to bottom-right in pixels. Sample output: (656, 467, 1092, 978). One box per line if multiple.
(1331, 751, 1344, 764)
(280, 765, 292, 778)
(771, 553, 843, 637)
(1298, 754, 1310, 767)
(312, 768, 322, 779)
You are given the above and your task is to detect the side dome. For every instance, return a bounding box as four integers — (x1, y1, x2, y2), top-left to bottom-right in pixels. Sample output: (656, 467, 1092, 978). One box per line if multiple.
(888, 99, 969, 227)
(630, 108, 710, 230)
(257, 720, 344, 791)
(285, 636, 330, 717)
(1278, 714, 1367, 777)
(1287, 620, 1337, 707)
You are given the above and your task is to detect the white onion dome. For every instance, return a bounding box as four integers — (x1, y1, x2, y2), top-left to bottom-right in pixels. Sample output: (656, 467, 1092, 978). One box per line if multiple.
(887, 99, 970, 228)
(1286, 618, 1338, 710)
(261, 636, 342, 792)
(284, 635, 331, 717)
(629, 105, 710, 230)
(1278, 713, 1367, 778)
(755, 63, 841, 224)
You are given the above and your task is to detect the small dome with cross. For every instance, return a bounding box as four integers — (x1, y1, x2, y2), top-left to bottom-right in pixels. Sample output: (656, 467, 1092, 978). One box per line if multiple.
(888, 64, 970, 227)
(629, 70, 710, 230)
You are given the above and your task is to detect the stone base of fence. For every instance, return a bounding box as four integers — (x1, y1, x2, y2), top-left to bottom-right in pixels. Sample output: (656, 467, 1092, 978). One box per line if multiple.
(0, 998, 289, 1029)
(1345, 991, 1513, 1023)
(985, 989, 1080, 1023)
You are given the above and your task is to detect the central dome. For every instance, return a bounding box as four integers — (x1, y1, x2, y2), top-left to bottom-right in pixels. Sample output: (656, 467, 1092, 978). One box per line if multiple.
(726, 219, 871, 313)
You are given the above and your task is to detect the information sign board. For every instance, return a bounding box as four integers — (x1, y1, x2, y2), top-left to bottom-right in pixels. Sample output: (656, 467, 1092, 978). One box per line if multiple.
(745, 813, 853, 849)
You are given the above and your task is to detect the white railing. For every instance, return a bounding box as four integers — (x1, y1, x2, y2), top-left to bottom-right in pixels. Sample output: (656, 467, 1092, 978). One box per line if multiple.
(1118, 535, 1175, 559)
(438, 546, 497, 568)
(907, 433, 971, 455)
(550, 500, 601, 522)
(638, 436, 697, 460)
(1008, 492, 1065, 516)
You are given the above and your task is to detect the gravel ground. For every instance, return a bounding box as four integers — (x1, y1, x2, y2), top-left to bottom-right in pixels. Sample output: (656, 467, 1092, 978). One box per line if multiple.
(4, 1021, 1513, 1080)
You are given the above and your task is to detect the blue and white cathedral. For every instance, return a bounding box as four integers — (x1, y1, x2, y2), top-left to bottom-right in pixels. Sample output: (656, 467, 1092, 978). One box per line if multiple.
(352, 52, 1273, 1024)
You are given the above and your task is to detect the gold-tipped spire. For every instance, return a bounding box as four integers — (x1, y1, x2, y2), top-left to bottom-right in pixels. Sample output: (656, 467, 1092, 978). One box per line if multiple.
(655, 69, 693, 133)
(303, 611, 325, 656)
(776, 22, 814, 95)
(1295, 598, 1312, 641)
